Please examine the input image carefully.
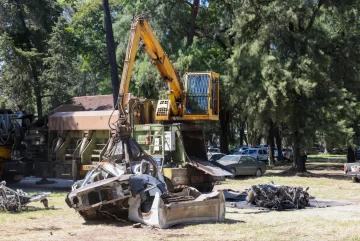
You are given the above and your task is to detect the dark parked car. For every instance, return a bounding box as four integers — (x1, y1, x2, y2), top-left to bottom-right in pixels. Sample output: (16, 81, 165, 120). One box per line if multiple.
(356, 147, 360, 160)
(207, 153, 226, 162)
(217, 155, 266, 177)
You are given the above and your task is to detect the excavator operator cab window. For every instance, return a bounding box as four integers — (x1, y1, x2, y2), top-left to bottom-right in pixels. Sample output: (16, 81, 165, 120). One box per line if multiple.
(185, 73, 210, 115)
(184, 72, 219, 121)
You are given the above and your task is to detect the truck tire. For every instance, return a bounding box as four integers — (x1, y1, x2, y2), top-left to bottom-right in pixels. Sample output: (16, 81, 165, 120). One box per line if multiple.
(72, 160, 80, 182)
(2, 174, 22, 183)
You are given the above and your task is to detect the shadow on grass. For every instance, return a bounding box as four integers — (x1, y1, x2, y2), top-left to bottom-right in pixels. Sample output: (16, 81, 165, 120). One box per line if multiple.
(306, 162, 344, 171)
(83, 217, 244, 229)
(262, 168, 348, 181)
(25, 226, 61, 231)
(237, 159, 349, 181)
(170, 218, 245, 230)
(242, 210, 272, 214)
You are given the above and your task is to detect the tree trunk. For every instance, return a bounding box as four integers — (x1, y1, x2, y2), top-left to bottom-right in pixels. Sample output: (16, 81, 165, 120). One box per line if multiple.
(239, 121, 245, 146)
(292, 130, 306, 172)
(274, 125, 283, 161)
(186, 0, 199, 47)
(102, 0, 120, 108)
(257, 136, 261, 146)
(30, 62, 43, 117)
(82, 72, 87, 96)
(268, 121, 275, 166)
(251, 133, 257, 147)
(347, 146, 355, 163)
(323, 139, 328, 154)
(219, 110, 231, 154)
(35, 90, 43, 118)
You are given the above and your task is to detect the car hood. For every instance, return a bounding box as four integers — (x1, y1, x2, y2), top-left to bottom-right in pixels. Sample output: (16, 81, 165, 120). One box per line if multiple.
(217, 160, 236, 166)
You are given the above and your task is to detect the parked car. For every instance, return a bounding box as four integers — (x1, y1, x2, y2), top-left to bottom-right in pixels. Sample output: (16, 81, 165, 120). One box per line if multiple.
(344, 161, 360, 182)
(207, 147, 220, 153)
(207, 153, 226, 162)
(229, 148, 238, 154)
(274, 147, 293, 161)
(235, 148, 268, 162)
(356, 147, 360, 160)
(217, 155, 266, 177)
(235, 146, 249, 154)
(282, 148, 294, 161)
(259, 144, 269, 149)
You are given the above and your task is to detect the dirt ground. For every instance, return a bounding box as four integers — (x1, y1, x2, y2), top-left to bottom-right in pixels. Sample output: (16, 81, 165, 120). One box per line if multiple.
(2, 161, 360, 241)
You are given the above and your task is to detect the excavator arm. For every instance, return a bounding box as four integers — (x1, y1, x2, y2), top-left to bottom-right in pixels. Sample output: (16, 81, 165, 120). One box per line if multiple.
(118, 15, 219, 122)
(119, 15, 182, 117)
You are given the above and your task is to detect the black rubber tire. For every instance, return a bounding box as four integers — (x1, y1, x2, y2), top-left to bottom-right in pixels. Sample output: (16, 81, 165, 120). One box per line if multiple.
(72, 160, 80, 182)
(2, 174, 22, 184)
(196, 183, 215, 192)
(164, 177, 175, 192)
(255, 168, 262, 177)
(228, 167, 236, 179)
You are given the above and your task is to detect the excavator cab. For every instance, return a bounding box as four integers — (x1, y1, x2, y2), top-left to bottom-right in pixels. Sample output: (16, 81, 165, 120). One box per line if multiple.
(155, 72, 220, 121)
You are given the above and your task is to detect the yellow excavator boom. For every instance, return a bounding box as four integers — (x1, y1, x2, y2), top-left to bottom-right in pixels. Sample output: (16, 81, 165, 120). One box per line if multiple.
(119, 15, 182, 116)
(118, 15, 219, 121)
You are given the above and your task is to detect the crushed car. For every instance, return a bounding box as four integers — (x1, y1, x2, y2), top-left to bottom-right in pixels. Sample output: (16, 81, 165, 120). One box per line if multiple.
(65, 138, 225, 228)
(344, 162, 360, 182)
(246, 184, 310, 210)
(0, 181, 51, 212)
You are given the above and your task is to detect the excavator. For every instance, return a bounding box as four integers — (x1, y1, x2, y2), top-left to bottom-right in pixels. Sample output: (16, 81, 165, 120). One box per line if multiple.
(110, 14, 228, 191)
(64, 15, 229, 223)
(118, 15, 219, 123)
(1, 15, 230, 192)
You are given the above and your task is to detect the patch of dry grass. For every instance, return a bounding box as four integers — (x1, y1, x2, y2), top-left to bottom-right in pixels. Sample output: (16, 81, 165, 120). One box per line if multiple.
(1, 161, 360, 241)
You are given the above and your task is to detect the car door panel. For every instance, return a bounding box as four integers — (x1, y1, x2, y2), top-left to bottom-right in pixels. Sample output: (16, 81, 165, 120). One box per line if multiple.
(247, 156, 258, 174)
(236, 156, 247, 175)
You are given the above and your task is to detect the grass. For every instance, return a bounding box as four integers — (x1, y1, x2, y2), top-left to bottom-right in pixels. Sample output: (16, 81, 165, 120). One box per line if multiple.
(1, 161, 360, 241)
(308, 154, 346, 159)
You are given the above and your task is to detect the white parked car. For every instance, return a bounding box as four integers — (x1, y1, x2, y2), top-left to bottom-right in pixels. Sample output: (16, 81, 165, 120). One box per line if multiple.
(237, 148, 268, 162)
(208, 147, 221, 153)
(274, 147, 293, 161)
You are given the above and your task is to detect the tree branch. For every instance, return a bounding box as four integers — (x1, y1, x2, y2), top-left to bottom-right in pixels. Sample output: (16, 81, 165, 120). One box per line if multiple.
(41, 94, 53, 98)
(306, 0, 325, 32)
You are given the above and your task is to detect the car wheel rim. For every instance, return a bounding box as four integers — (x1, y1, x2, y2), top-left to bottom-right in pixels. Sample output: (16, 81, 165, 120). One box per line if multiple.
(256, 169, 262, 176)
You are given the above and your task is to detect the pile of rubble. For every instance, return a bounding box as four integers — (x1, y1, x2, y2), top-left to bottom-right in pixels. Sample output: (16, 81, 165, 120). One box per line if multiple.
(0, 181, 50, 212)
(246, 184, 310, 210)
(65, 137, 225, 229)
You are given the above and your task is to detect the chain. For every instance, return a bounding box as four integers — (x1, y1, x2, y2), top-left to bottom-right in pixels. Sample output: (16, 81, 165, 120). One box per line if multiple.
(99, 204, 127, 223)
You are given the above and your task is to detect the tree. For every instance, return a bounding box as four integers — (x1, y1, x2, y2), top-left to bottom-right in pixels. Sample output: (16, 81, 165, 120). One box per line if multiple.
(41, 17, 84, 111)
(229, 0, 360, 172)
(102, 0, 119, 107)
(0, 0, 62, 116)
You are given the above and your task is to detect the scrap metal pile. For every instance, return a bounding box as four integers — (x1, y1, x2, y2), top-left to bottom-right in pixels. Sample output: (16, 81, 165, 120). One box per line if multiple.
(0, 181, 51, 212)
(65, 137, 225, 229)
(246, 184, 310, 210)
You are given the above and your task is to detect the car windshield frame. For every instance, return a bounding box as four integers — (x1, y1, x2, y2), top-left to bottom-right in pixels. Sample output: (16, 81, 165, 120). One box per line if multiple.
(219, 155, 239, 162)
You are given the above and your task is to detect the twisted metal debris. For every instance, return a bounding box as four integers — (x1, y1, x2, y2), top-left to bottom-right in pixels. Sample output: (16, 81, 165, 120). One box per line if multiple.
(0, 181, 50, 212)
(246, 184, 310, 210)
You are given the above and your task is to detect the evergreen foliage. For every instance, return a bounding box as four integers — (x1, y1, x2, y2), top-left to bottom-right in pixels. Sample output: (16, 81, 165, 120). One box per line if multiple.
(0, 0, 359, 172)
